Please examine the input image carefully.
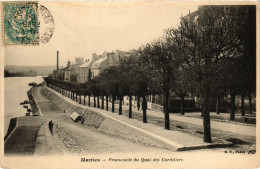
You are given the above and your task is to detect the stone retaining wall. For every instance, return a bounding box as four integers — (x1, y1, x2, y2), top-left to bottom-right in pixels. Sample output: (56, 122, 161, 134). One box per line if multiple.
(40, 87, 178, 150)
(27, 88, 40, 116)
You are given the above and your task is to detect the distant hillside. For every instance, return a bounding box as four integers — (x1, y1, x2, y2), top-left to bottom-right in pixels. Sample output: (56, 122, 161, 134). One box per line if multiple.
(5, 65, 56, 76)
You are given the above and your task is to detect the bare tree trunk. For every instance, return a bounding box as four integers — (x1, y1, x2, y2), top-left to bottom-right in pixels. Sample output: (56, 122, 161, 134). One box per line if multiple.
(97, 96, 100, 108)
(129, 95, 132, 118)
(101, 96, 104, 109)
(94, 96, 96, 107)
(137, 97, 140, 111)
(216, 94, 220, 114)
(84, 93, 86, 105)
(180, 96, 185, 115)
(163, 91, 170, 129)
(230, 93, 236, 121)
(112, 95, 115, 112)
(119, 96, 123, 115)
(79, 94, 81, 104)
(76, 93, 78, 102)
(201, 101, 204, 117)
(88, 95, 91, 106)
(202, 78, 212, 143)
(241, 94, 245, 116)
(142, 95, 147, 123)
(106, 95, 109, 111)
(249, 93, 252, 114)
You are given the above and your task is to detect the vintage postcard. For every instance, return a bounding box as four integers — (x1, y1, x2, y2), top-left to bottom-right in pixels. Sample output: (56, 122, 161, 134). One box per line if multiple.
(0, 1, 259, 168)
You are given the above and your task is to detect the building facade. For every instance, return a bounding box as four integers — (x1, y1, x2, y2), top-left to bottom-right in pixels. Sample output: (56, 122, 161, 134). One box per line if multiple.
(78, 53, 103, 83)
(91, 56, 108, 79)
(64, 66, 71, 81)
(90, 50, 131, 79)
(53, 67, 67, 80)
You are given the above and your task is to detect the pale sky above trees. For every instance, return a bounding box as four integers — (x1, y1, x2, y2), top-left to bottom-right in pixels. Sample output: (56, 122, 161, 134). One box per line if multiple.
(4, 1, 198, 66)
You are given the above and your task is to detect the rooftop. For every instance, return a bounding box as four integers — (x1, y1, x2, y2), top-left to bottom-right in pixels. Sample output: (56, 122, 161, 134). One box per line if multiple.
(91, 57, 107, 68)
(79, 59, 92, 68)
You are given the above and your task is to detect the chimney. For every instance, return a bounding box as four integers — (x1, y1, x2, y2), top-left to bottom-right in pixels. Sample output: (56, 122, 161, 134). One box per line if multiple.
(92, 53, 97, 61)
(108, 53, 114, 66)
(57, 51, 59, 70)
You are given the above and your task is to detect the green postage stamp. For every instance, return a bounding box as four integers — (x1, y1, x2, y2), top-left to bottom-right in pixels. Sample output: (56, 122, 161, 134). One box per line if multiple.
(2, 1, 39, 46)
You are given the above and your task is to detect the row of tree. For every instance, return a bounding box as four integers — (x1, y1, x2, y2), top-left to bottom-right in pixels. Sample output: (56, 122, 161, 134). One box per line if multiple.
(4, 70, 37, 77)
(45, 5, 255, 143)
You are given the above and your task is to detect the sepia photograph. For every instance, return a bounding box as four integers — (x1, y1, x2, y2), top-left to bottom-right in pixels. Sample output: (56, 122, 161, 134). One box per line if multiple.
(0, 1, 259, 168)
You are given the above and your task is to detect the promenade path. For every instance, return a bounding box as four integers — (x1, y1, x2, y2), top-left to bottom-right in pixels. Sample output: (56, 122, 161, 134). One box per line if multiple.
(5, 86, 255, 155)
(9, 86, 252, 155)
(114, 104, 256, 145)
(5, 87, 174, 155)
(38, 87, 234, 151)
(140, 109, 255, 137)
(78, 96, 255, 137)
(76, 95, 256, 147)
(30, 87, 176, 155)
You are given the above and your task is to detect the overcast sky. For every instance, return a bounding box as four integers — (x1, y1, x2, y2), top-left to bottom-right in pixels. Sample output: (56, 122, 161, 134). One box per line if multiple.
(4, 1, 198, 67)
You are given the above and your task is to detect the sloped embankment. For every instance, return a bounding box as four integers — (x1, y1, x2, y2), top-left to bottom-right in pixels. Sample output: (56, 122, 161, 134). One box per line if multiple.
(27, 88, 40, 116)
(40, 86, 181, 150)
(4, 116, 43, 155)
